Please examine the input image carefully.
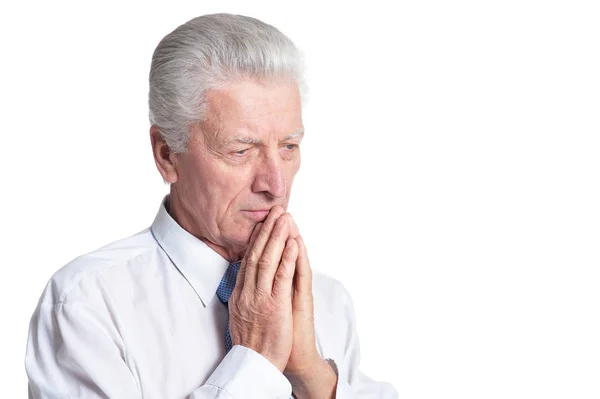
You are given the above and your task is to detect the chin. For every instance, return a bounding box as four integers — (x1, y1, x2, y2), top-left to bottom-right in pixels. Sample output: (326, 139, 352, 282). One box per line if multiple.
(233, 220, 255, 245)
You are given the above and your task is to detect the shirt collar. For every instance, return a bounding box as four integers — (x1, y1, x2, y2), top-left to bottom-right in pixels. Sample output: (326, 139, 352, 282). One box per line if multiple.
(150, 196, 231, 307)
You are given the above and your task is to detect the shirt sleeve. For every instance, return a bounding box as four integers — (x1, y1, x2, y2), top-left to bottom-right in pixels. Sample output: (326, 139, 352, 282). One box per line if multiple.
(190, 345, 291, 399)
(25, 301, 291, 399)
(330, 284, 399, 398)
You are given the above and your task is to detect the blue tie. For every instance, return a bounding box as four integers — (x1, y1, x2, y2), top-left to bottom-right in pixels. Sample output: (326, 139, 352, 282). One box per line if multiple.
(216, 261, 241, 353)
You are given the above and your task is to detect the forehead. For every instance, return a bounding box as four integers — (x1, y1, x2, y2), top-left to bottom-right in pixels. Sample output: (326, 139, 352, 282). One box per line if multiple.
(203, 80, 303, 141)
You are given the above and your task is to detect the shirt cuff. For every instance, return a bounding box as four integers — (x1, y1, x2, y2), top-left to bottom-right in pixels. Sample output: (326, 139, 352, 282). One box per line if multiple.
(205, 345, 292, 398)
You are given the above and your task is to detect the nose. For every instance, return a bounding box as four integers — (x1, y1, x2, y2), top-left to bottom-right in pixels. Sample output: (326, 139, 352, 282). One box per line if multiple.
(251, 149, 287, 199)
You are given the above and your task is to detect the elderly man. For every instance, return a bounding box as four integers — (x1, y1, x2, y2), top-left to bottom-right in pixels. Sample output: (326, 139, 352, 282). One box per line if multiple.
(25, 13, 398, 399)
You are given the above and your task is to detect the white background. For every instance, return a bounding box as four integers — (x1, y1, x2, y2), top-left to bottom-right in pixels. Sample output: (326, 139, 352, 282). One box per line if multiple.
(1, 1, 599, 398)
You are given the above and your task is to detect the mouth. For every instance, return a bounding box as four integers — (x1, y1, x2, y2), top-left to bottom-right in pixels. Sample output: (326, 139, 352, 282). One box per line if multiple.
(241, 210, 270, 221)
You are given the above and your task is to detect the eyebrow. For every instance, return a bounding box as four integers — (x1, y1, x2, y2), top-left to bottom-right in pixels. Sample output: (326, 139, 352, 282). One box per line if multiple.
(226, 128, 305, 146)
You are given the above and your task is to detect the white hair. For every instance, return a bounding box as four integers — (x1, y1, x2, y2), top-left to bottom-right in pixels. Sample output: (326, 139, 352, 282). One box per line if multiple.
(148, 13, 307, 153)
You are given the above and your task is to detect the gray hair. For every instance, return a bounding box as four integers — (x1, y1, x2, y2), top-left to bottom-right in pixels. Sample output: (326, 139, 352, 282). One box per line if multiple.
(148, 13, 306, 153)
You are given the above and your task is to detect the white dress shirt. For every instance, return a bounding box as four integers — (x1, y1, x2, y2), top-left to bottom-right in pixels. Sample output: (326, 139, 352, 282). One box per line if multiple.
(25, 200, 398, 398)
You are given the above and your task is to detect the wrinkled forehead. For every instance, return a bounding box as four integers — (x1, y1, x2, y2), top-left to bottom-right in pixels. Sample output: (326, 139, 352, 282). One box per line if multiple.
(201, 80, 303, 142)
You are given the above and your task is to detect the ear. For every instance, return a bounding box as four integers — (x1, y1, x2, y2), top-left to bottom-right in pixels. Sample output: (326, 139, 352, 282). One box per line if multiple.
(150, 125, 178, 184)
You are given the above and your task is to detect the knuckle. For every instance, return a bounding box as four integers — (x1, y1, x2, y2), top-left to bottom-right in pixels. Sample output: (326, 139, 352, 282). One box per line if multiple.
(254, 285, 270, 299)
(285, 214, 296, 232)
(276, 214, 292, 232)
(258, 224, 270, 238)
(270, 224, 283, 239)
(275, 265, 292, 281)
(237, 290, 253, 307)
(283, 245, 296, 261)
(272, 277, 284, 292)
(274, 213, 288, 227)
(257, 257, 271, 270)
(246, 249, 260, 265)
(288, 237, 299, 251)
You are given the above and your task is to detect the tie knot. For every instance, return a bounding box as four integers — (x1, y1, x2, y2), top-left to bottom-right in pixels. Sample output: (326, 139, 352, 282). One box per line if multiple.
(216, 261, 241, 304)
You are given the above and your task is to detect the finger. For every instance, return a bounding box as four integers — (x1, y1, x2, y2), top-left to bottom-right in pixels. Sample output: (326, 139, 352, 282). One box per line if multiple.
(293, 235, 313, 298)
(272, 238, 298, 300)
(256, 213, 291, 294)
(235, 222, 263, 294)
(242, 206, 285, 291)
(287, 214, 299, 240)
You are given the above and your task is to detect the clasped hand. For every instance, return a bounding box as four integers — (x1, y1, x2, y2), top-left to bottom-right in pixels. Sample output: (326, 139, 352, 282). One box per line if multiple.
(227, 206, 321, 376)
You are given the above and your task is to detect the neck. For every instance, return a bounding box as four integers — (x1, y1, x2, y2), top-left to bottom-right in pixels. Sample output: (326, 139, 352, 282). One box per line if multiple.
(165, 191, 246, 263)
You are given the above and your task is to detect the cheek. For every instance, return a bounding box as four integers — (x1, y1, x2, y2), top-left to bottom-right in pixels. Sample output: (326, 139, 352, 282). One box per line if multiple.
(219, 169, 255, 209)
(176, 157, 220, 205)
(287, 158, 301, 182)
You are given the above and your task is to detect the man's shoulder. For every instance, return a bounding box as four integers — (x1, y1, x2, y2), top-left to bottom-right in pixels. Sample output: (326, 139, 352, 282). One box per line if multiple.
(39, 228, 158, 307)
(312, 269, 353, 308)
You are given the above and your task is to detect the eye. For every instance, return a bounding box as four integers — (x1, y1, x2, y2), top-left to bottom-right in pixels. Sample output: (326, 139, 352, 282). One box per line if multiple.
(284, 144, 298, 150)
(234, 148, 250, 156)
